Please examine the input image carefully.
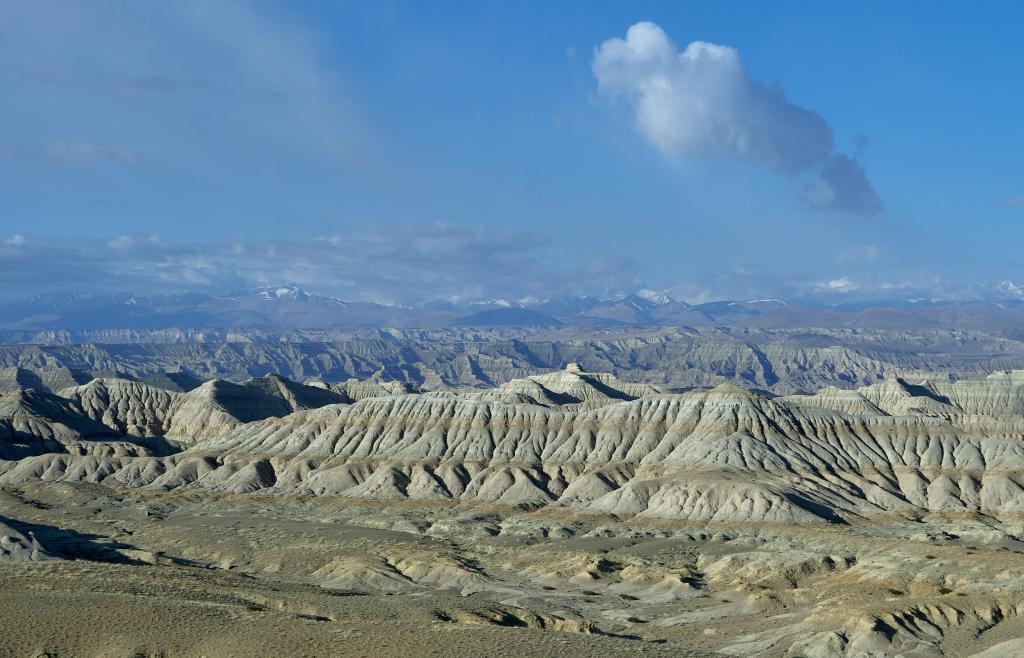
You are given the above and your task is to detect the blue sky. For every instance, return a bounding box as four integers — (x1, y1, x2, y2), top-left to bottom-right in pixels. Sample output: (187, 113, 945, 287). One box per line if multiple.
(1, 1, 1022, 304)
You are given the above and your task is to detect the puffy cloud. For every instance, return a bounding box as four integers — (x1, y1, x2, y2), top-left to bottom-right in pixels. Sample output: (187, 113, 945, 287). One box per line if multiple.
(593, 22, 879, 213)
(803, 154, 880, 213)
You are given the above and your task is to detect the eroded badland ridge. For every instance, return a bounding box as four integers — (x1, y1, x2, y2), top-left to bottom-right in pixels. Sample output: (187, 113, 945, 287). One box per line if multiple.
(7, 326, 1024, 396)
(6, 361, 1024, 655)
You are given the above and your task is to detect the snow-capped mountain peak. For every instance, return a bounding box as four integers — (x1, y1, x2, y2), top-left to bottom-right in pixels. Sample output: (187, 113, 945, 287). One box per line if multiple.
(634, 289, 673, 305)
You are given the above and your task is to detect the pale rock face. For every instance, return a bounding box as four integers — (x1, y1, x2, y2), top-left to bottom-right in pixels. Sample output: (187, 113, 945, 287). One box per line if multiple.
(11, 365, 1024, 525)
(59, 378, 181, 437)
(0, 374, 350, 459)
(0, 388, 117, 458)
(312, 555, 415, 593)
(331, 379, 418, 402)
(15, 326, 1024, 395)
(57, 374, 346, 442)
(0, 518, 58, 562)
(498, 367, 664, 408)
(0, 366, 91, 395)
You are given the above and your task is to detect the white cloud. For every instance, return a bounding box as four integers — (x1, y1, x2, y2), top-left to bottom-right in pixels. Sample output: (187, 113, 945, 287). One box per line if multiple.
(108, 235, 166, 250)
(999, 280, 1024, 298)
(0, 225, 644, 304)
(1004, 197, 1024, 208)
(593, 22, 879, 213)
(819, 276, 855, 292)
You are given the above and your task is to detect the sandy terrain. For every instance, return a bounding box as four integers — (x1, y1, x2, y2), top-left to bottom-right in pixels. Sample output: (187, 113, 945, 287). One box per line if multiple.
(4, 483, 1024, 656)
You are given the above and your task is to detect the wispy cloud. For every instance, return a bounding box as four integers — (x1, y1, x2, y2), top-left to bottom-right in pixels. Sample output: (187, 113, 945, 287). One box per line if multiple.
(3, 227, 1022, 307)
(0, 0, 366, 168)
(593, 22, 880, 214)
(660, 259, 1024, 306)
(0, 224, 642, 304)
(836, 243, 880, 264)
(0, 140, 142, 167)
(1004, 197, 1024, 209)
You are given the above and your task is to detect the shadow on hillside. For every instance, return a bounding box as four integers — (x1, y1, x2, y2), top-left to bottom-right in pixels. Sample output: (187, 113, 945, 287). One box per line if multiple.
(66, 435, 185, 457)
(1, 515, 204, 567)
(1, 514, 146, 564)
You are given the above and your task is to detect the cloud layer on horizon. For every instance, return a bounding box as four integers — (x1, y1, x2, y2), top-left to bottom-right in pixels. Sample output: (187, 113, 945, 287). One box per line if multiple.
(2, 228, 1018, 309)
(0, 226, 643, 305)
(593, 22, 880, 214)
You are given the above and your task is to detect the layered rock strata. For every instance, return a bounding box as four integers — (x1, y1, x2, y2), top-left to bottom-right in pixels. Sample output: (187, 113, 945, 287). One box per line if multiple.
(6, 367, 1024, 524)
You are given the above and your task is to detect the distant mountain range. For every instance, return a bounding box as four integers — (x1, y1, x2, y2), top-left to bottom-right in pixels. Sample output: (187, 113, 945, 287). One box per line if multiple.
(6, 284, 1024, 336)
